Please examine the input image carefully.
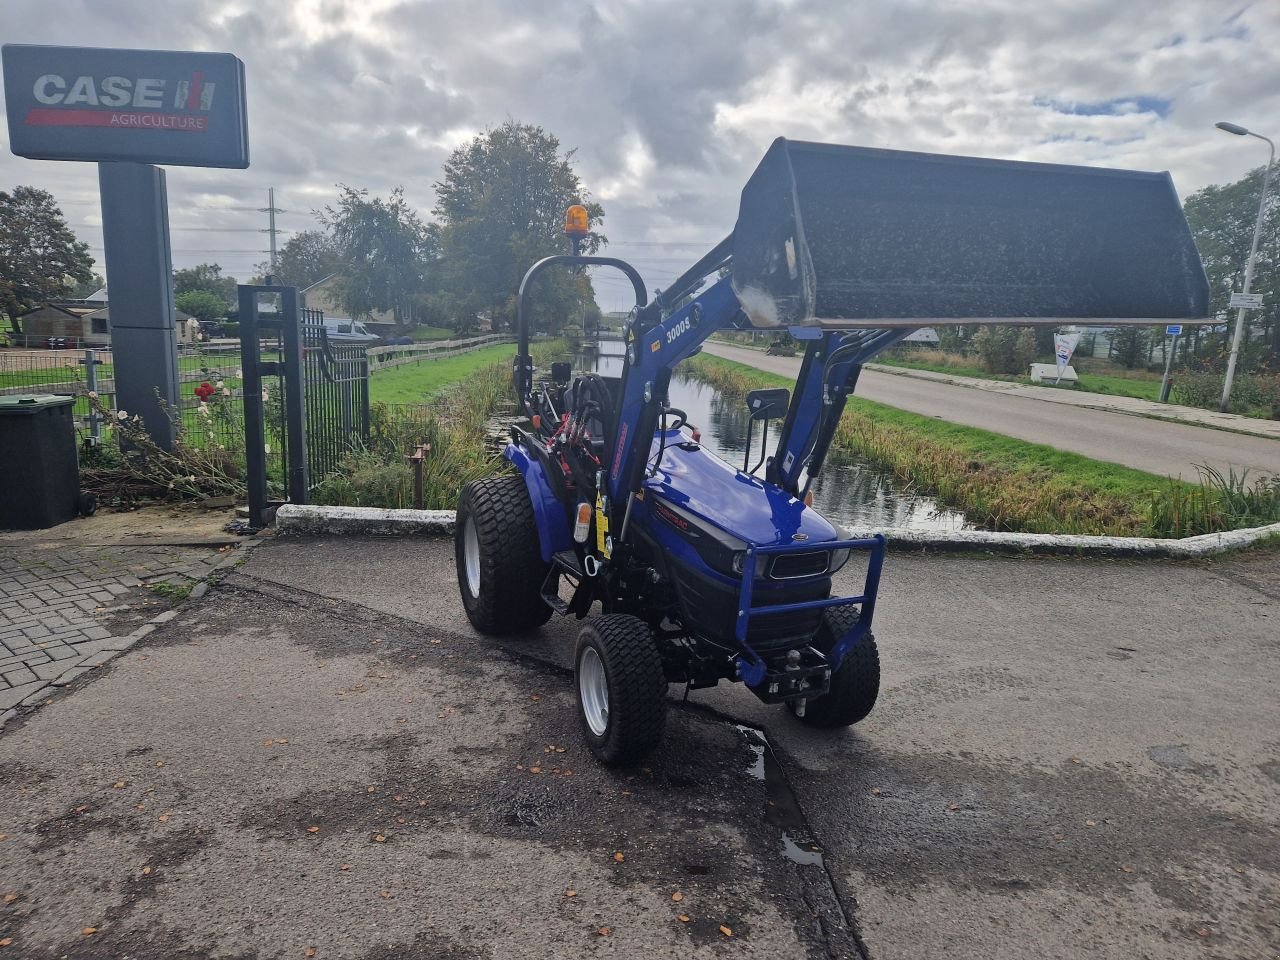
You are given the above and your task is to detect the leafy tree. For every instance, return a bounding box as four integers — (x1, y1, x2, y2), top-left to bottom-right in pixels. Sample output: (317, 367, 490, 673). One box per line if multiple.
(318, 186, 432, 323)
(175, 289, 228, 323)
(0, 186, 94, 333)
(1184, 166, 1279, 365)
(174, 263, 237, 305)
(254, 229, 343, 289)
(1109, 325, 1150, 369)
(434, 121, 605, 334)
(974, 325, 1037, 374)
(68, 271, 105, 299)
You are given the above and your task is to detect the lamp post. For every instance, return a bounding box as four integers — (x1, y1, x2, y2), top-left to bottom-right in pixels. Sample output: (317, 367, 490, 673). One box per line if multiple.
(1214, 121, 1274, 413)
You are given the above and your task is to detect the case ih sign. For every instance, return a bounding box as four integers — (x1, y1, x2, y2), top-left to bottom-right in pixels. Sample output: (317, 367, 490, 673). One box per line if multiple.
(3, 44, 248, 168)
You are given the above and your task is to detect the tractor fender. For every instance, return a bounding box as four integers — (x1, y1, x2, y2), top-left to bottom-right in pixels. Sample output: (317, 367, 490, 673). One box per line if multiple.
(504, 442, 572, 563)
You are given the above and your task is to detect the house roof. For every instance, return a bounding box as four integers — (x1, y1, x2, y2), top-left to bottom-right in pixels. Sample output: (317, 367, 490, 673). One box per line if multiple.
(17, 303, 86, 320)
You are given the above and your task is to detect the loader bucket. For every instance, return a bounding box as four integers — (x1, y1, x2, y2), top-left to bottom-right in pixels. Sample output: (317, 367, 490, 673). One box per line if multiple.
(730, 138, 1210, 328)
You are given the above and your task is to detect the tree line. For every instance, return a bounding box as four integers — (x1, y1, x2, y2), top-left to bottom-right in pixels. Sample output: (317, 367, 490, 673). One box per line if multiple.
(2, 121, 605, 338)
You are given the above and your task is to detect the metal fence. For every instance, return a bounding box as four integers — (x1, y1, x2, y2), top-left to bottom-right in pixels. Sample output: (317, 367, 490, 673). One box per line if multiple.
(302, 308, 370, 485)
(0, 342, 249, 456)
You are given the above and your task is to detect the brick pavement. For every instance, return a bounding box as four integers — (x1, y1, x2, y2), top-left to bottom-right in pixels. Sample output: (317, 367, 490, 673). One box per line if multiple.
(0, 543, 242, 724)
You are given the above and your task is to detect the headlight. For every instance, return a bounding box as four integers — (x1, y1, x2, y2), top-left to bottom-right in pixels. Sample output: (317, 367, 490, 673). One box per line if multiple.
(731, 551, 770, 581)
(828, 548, 851, 573)
(653, 498, 758, 579)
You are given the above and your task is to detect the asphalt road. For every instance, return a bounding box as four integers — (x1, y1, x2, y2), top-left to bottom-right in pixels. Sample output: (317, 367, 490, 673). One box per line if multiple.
(2, 535, 1277, 958)
(249, 538, 1280, 959)
(701, 342, 1280, 479)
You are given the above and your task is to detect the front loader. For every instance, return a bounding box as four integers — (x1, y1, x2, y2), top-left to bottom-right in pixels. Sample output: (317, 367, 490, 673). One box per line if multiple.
(455, 138, 1209, 765)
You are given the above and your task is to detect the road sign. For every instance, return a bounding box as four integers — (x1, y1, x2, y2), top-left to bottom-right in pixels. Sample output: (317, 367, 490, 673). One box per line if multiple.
(1165, 324, 1182, 336)
(1228, 292, 1264, 310)
(2, 44, 248, 168)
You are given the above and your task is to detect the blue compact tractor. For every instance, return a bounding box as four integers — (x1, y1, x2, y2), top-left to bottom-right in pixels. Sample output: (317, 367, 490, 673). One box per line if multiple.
(455, 138, 1209, 765)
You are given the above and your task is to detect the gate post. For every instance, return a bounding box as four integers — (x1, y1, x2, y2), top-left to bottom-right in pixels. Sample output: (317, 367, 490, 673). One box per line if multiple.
(280, 287, 309, 501)
(238, 286, 269, 529)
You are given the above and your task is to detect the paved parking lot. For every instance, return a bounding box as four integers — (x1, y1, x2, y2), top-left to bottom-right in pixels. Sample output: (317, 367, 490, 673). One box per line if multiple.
(0, 542, 239, 720)
(1, 533, 1277, 958)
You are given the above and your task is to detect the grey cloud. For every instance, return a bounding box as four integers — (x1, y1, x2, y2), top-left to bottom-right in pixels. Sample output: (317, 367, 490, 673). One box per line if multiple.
(0, 0, 1277, 289)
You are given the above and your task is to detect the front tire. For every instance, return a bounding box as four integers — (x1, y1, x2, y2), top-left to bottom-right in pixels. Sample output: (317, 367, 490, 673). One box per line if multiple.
(575, 615, 667, 766)
(455, 474, 552, 635)
(789, 605, 880, 728)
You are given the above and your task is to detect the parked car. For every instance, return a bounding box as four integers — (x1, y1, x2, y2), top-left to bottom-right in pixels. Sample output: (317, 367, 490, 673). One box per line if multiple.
(321, 318, 380, 343)
(198, 320, 226, 341)
(765, 337, 796, 356)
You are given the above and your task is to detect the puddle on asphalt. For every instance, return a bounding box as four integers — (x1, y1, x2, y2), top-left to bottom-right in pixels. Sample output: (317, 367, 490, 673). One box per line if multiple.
(736, 724, 827, 868)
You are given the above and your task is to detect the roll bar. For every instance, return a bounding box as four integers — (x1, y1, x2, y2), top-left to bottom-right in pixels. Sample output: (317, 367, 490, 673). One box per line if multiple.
(514, 255, 648, 403)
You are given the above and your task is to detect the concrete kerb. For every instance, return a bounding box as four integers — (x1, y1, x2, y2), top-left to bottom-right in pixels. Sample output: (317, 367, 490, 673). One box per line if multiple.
(274, 503, 1280, 559)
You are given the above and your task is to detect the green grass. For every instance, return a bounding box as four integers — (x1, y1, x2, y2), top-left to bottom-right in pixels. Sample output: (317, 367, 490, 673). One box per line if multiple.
(368, 343, 517, 404)
(683, 353, 1203, 537)
(148, 580, 194, 602)
(409, 325, 456, 341)
(877, 355, 1163, 401)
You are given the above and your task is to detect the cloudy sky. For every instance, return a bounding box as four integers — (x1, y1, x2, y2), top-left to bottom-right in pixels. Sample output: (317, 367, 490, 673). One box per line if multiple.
(2, 0, 1278, 310)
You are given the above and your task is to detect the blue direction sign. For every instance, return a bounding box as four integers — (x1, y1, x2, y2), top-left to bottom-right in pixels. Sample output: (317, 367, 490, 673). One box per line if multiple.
(1166, 324, 1182, 336)
(2, 44, 248, 168)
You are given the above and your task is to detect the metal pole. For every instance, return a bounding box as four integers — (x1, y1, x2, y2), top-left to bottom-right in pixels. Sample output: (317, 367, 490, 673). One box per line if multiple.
(268, 187, 278, 276)
(1159, 334, 1178, 403)
(97, 162, 181, 449)
(280, 287, 309, 501)
(83, 348, 102, 443)
(1220, 134, 1274, 412)
(238, 286, 268, 529)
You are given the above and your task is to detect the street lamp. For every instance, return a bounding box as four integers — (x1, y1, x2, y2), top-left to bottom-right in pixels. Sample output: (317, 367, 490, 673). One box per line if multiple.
(1214, 121, 1274, 413)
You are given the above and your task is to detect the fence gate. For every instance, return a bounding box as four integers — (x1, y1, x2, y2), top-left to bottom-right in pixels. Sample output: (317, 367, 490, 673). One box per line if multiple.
(302, 307, 371, 484)
(238, 285, 370, 528)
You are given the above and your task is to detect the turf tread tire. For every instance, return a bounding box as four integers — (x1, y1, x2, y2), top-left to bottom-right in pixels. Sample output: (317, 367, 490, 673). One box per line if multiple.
(575, 615, 667, 766)
(790, 604, 880, 728)
(455, 474, 553, 635)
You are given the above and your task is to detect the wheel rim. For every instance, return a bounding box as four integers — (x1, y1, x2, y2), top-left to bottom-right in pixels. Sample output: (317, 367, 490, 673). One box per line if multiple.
(579, 646, 610, 737)
(463, 515, 481, 598)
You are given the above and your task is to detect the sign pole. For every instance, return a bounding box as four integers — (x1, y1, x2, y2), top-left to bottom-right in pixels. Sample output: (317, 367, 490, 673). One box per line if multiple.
(1158, 324, 1182, 404)
(98, 161, 180, 449)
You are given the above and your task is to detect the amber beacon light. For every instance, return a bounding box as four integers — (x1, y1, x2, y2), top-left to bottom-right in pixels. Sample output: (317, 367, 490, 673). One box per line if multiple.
(564, 204, 590, 237)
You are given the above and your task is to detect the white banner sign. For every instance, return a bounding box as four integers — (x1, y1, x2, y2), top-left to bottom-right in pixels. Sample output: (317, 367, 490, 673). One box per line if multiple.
(1053, 332, 1081, 377)
(1228, 292, 1264, 310)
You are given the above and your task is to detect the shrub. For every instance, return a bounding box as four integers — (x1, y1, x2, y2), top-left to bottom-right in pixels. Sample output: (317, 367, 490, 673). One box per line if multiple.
(974, 325, 1036, 374)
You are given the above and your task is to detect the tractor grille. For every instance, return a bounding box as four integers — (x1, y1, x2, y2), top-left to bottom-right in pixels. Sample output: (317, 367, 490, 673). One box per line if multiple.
(670, 562, 828, 652)
(769, 551, 829, 579)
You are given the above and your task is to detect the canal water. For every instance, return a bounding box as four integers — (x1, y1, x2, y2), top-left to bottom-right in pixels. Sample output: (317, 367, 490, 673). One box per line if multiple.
(573, 341, 969, 532)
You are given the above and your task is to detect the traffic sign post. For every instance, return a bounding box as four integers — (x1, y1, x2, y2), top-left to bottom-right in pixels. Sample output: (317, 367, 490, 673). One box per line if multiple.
(1158, 326, 1181, 404)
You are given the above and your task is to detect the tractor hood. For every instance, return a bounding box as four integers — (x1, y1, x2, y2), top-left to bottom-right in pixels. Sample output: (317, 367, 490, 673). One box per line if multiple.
(643, 431, 839, 547)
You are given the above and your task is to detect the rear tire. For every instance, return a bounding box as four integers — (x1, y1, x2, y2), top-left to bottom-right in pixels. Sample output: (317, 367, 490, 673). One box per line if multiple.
(455, 474, 553, 635)
(789, 605, 879, 728)
(575, 615, 667, 766)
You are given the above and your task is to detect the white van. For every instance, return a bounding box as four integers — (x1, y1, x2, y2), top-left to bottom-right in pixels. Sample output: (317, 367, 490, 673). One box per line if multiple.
(322, 317, 380, 343)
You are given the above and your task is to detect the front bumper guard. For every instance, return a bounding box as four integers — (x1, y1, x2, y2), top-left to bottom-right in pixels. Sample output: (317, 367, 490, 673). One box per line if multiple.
(732, 534, 885, 694)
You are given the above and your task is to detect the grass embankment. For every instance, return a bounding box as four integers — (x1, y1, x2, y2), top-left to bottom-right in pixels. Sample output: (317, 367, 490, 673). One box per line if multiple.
(368, 343, 517, 404)
(315, 342, 554, 509)
(409, 325, 455, 341)
(877, 350, 1163, 401)
(683, 354, 1280, 538)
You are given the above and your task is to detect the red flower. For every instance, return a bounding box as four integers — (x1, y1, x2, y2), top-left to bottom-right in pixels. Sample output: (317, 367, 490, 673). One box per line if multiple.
(194, 381, 215, 401)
